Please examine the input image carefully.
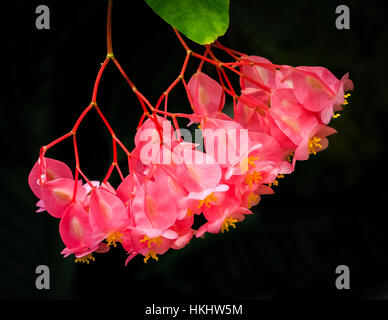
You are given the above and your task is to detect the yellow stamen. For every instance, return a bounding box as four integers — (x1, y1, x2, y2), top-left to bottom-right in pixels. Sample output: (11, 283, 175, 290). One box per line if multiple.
(248, 156, 259, 167)
(268, 180, 278, 187)
(343, 93, 351, 105)
(268, 174, 284, 187)
(245, 171, 263, 188)
(106, 231, 123, 247)
(333, 113, 341, 118)
(221, 217, 238, 233)
(240, 155, 260, 173)
(198, 193, 218, 209)
(143, 250, 159, 264)
(247, 193, 259, 209)
(308, 136, 322, 155)
(140, 235, 163, 248)
(75, 253, 95, 264)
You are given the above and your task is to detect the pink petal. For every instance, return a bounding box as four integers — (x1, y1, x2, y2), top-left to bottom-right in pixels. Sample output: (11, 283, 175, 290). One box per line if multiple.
(188, 72, 225, 116)
(89, 187, 129, 234)
(41, 178, 86, 218)
(59, 203, 94, 249)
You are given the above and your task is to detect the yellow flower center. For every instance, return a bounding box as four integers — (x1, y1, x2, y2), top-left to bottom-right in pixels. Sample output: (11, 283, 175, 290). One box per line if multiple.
(245, 171, 263, 188)
(240, 155, 259, 174)
(308, 136, 322, 155)
(75, 253, 95, 264)
(143, 250, 159, 264)
(221, 217, 238, 233)
(106, 231, 123, 247)
(140, 235, 163, 248)
(248, 155, 259, 167)
(198, 193, 218, 209)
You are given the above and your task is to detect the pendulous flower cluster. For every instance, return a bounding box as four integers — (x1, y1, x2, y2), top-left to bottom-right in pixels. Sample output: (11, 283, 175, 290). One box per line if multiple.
(28, 51, 353, 265)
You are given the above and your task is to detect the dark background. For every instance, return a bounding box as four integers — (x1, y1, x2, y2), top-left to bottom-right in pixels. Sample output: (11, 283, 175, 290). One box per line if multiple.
(1, 0, 387, 300)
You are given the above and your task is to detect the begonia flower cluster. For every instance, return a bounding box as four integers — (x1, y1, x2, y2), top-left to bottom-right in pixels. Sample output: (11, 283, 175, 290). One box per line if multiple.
(28, 53, 353, 265)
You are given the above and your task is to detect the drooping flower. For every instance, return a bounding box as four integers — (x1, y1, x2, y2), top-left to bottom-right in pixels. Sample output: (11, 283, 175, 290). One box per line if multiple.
(286, 66, 353, 123)
(59, 202, 106, 261)
(196, 190, 252, 237)
(293, 124, 337, 165)
(28, 157, 73, 199)
(88, 187, 132, 248)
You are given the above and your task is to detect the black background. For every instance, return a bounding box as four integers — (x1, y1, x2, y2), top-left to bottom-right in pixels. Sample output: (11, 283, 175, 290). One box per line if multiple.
(1, 0, 387, 300)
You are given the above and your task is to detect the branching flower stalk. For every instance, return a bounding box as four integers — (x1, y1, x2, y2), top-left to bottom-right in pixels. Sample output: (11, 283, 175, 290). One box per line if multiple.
(29, 0, 353, 265)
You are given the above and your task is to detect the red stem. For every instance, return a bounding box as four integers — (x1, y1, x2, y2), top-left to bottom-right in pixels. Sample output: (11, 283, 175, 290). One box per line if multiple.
(107, 0, 114, 55)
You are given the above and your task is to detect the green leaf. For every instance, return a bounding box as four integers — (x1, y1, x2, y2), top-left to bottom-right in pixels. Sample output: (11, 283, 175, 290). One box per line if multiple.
(145, 0, 230, 45)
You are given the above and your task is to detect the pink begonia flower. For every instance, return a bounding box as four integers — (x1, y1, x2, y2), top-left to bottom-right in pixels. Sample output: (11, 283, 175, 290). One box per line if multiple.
(28, 157, 73, 199)
(235, 100, 296, 153)
(60, 202, 108, 261)
(121, 171, 182, 264)
(293, 124, 337, 166)
(188, 72, 225, 118)
(88, 187, 132, 247)
(288, 66, 353, 123)
(122, 228, 173, 264)
(121, 206, 194, 264)
(240, 184, 274, 210)
(270, 88, 319, 146)
(187, 184, 229, 215)
(28, 157, 90, 217)
(196, 190, 252, 238)
(224, 129, 292, 179)
(130, 176, 179, 240)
